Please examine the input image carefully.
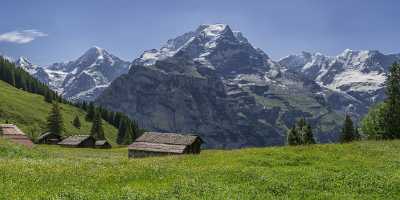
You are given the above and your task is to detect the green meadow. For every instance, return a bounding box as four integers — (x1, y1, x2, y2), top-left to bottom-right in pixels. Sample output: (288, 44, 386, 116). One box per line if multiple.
(0, 139, 399, 199)
(0, 80, 118, 143)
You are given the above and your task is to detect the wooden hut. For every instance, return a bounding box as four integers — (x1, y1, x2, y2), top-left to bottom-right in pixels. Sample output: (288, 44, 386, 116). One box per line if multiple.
(95, 140, 112, 149)
(128, 132, 203, 158)
(0, 124, 34, 147)
(36, 132, 62, 144)
(58, 135, 95, 148)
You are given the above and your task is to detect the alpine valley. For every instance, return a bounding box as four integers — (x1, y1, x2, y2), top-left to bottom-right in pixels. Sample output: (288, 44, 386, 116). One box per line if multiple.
(12, 24, 400, 148)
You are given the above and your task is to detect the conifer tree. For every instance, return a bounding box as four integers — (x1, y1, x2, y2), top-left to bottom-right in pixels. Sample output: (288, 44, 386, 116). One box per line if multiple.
(123, 122, 134, 145)
(73, 115, 81, 129)
(86, 102, 96, 121)
(383, 62, 400, 139)
(287, 127, 301, 145)
(44, 90, 53, 103)
(340, 114, 355, 143)
(90, 112, 105, 140)
(302, 124, 316, 144)
(46, 102, 64, 135)
(116, 119, 127, 145)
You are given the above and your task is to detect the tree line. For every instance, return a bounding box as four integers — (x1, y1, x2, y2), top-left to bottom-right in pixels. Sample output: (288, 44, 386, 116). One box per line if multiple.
(73, 101, 143, 144)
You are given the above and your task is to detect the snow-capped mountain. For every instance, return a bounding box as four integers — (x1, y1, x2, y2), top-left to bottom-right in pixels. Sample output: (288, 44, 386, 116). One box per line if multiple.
(15, 47, 130, 101)
(279, 50, 400, 107)
(97, 24, 356, 148)
(135, 24, 276, 74)
(15, 57, 40, 74)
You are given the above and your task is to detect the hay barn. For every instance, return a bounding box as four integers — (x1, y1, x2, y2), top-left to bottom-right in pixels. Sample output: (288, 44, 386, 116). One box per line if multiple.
(58, 135, 95, 148)
(36, 132, 62, 144)
(128, 132, 203, 158)
(0, 124, 34, 147)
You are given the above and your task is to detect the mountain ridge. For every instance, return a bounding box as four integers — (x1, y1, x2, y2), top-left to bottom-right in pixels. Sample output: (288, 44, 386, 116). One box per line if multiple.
(14, 47, 130, 101)
(96, 24, 357, 148)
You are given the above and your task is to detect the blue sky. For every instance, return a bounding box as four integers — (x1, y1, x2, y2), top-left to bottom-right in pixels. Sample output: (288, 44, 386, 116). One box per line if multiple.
(0, 0, 399, 65)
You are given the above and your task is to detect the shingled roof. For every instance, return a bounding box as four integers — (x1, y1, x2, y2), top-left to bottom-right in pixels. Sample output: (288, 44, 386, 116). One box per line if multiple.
(0, 124, 34, 147)
(128, 132, 203, 154)
(129, 142, 187, 153)
(58, 135, 93, 146)
(134, 132, 201, 145)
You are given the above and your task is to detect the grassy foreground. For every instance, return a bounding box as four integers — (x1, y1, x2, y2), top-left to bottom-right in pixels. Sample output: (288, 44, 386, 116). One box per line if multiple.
(0, 80, 117, 142)
(0, 139, 399, 199)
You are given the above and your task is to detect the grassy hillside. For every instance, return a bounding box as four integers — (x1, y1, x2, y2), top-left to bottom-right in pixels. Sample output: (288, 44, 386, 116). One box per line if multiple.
(0, 80, 117, 142)
(0, 139, 399, 199)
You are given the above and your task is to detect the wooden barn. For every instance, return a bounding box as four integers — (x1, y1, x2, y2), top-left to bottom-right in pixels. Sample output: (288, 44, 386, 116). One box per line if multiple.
(36, 132, 62, 144)
(58, 135, 96, 148)
(128, 132, 203, 158)
(95, 140, 112, 149)
(0, 124, 34, 147)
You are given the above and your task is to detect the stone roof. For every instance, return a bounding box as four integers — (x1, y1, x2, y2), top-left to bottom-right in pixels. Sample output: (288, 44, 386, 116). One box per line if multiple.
(58, 135, 92, 146)
(134, 132, 202, 146)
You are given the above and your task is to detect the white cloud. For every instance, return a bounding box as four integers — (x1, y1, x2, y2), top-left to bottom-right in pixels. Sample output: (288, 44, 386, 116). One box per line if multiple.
(0, 29, 48, 44)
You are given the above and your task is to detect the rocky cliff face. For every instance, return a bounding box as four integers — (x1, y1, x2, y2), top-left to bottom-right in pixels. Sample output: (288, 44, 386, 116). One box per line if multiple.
(96, 24, 356, 148)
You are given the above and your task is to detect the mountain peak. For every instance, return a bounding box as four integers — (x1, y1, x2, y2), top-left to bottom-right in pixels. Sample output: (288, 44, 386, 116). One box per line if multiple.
(136, 23, 252, 66)
(338, 49, 383, 63)
(16, 56, 31, 65)
(84, 46, 106, 57)
(196, 24, 229, 36)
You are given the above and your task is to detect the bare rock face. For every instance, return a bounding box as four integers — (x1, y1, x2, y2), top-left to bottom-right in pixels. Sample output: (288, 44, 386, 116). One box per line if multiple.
(96, 24, 357, 148)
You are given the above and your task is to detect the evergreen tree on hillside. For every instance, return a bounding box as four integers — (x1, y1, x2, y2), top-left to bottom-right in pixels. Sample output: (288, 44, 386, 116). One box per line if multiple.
(90, 112, 105, 140)
(86, 102, 95, 121)
(302, 124, 316, 144)
(287, 127, 301, 145)
(116, 119, 127, 145)
(340, 115, 355, 143)
(296, 118, 307, 129)
(123, 122, 134, 145)
(46, 102, 64, 135)
(383, 62, 400, 139)
(44, 90, 53, 103)
(73, 115, 81, 129)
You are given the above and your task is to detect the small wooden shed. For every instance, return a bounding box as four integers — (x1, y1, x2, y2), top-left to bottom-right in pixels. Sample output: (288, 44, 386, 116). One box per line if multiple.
(36, 132, 62, 144)
(58, 135, 96, 148)
(95, 140, 112, 149)
(128, 132, 203, 158)
(0, 124, 34, 147)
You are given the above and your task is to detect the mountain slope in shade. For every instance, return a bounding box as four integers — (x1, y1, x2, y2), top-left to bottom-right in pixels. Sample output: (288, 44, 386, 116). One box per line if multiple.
(96, 24, 355, 148)
(15, 47, 130, 101)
